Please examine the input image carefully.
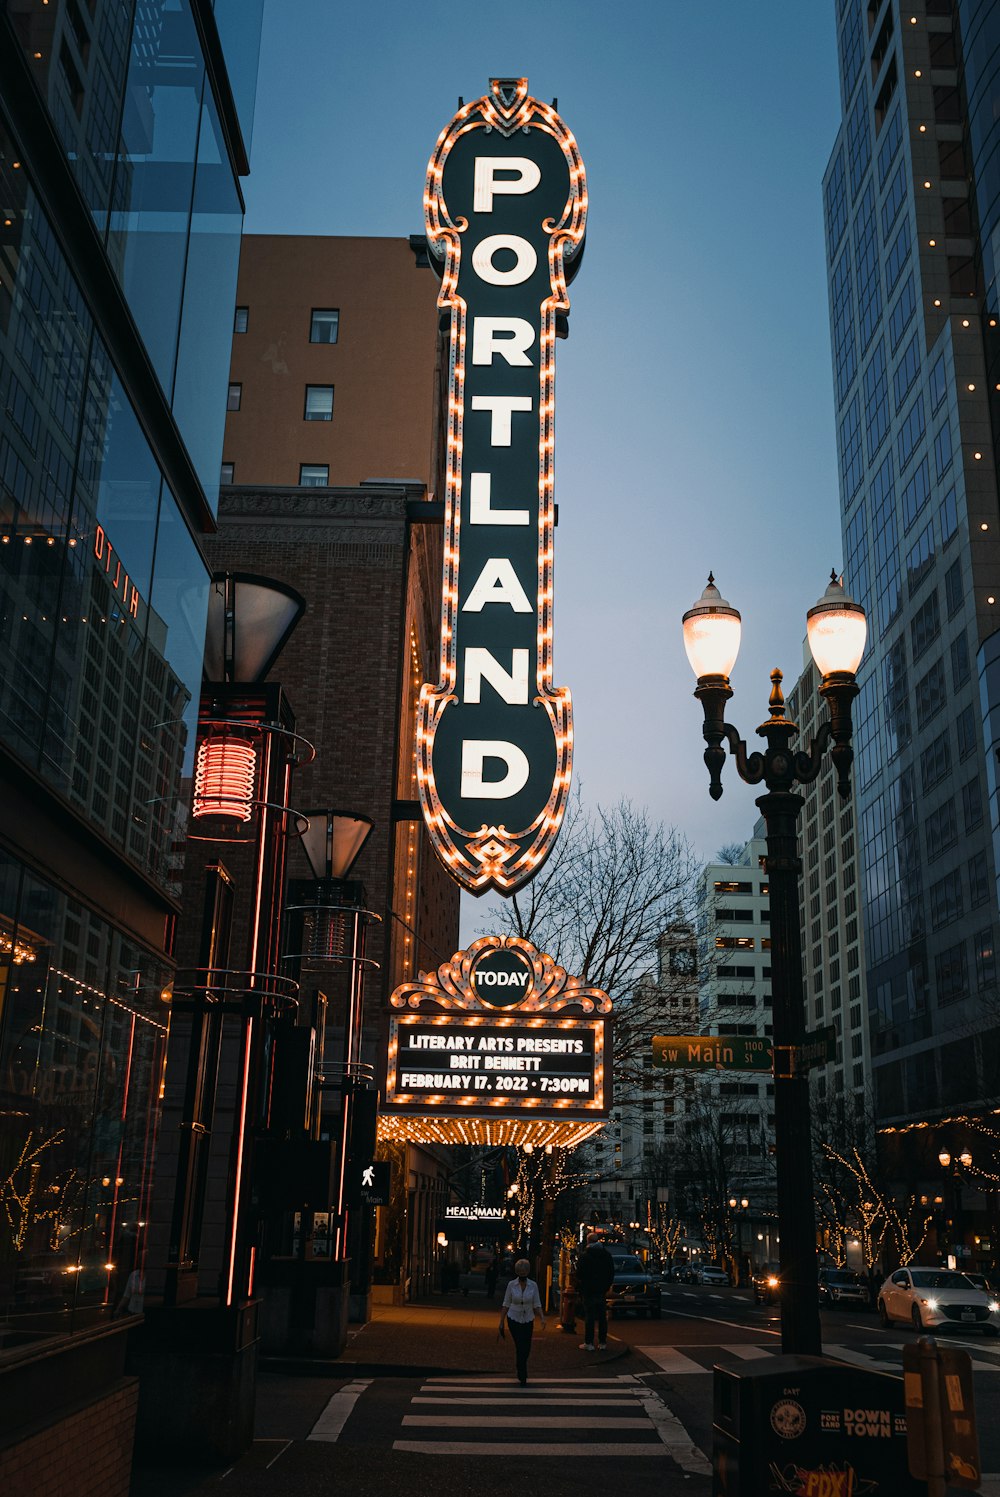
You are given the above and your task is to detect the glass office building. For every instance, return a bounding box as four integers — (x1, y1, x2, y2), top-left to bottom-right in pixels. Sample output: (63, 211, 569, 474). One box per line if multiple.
(824, 0, 1000, 1126)
(0, 0, 261, 1350)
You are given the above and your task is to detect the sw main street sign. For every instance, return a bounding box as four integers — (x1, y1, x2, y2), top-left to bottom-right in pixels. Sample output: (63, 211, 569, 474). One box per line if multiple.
(652, 1035, 773, 1073)
(651, 1026, 837, 1075)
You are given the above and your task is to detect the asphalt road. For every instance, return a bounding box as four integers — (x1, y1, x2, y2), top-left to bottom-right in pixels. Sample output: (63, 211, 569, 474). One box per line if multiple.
(130, 1285, 1000, 1496)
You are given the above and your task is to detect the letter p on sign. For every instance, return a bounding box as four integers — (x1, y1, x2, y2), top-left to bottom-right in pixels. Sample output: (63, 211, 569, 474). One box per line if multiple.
(474, 157, 541, 212)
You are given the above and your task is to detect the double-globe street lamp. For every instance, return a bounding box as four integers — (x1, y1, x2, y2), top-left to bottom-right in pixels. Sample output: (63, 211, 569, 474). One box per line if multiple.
(682, 572, 867, 1354)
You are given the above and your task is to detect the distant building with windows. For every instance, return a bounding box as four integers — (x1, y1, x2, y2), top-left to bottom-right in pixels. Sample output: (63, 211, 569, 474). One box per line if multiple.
(824, 0, 1000, 1127)
(694, 832, 776, 1203)
(590, 919, 699, 1218)
(786, 641, 872, 1107)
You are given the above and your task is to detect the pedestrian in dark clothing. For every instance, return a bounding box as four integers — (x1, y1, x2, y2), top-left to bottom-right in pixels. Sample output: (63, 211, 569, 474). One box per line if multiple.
(499, 1259, 545, 1385)
(484, 1256, 498, 1298)
(576, 1234, 616, 1351)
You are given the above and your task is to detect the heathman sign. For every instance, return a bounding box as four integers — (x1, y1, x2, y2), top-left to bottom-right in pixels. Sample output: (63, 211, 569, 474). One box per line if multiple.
(417, 78, 587, 895)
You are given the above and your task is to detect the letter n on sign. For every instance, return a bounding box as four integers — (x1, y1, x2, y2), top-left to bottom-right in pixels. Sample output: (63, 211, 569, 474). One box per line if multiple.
(416, 78, 588, 895)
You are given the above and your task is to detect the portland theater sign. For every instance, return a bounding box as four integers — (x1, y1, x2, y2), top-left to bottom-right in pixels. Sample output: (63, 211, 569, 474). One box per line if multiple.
(379, 936, 611, 1150)
(417, 78, 588, 895)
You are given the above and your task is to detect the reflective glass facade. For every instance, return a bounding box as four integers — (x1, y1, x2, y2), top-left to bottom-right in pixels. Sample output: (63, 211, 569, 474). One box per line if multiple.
(824, 0, 1000, 1124)
(0, 0, 257, 1345)
(9, 0, 248, 514)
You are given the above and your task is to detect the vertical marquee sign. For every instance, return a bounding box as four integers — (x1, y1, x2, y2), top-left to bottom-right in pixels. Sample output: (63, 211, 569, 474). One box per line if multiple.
(417, 78, 588, 895)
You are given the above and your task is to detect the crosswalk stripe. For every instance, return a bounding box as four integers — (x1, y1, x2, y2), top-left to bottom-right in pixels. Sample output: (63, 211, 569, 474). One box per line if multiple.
(422, 1376, 637, 1385)
(722, 1344, 774, 1360)
(413, 1395, 639, 1405)
(640, 1347, 710, 1375)
(825, 1344, 895, 1370)
(392, 1440, 672, 1456)
(403, 1415, 651, 1429)
(308, 1379, 372, 1442)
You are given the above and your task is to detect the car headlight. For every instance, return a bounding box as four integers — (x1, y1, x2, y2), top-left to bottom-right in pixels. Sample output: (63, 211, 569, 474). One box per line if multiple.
(988, 1300, 999, 1313)
(767, 1276, 779, 1288)
(922, 1298, 938, 1310)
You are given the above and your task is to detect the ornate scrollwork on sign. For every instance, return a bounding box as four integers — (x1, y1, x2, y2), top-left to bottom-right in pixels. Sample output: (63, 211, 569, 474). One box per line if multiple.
(389, 934, 611, 1014)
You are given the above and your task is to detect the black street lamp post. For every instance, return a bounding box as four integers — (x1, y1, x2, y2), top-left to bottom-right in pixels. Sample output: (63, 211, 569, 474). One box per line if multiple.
(682, 572, 867, 1355)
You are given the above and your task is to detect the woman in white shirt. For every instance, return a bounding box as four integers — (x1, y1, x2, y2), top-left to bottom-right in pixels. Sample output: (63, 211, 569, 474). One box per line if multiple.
(499, 1258, 546, 1385)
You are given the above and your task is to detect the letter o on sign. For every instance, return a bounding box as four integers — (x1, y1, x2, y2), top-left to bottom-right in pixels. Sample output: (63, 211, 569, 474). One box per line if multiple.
(472, 234, 537, 286)
(471, 946, 534, 1008)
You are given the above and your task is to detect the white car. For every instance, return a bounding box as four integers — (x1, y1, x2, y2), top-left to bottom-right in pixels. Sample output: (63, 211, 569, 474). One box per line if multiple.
(695, 1264, 730, 1286)
(877, 1267, 1000, 1336)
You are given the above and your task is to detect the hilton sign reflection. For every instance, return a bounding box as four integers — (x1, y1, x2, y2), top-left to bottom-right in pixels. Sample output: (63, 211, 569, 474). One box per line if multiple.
(417, 78, 587, 895)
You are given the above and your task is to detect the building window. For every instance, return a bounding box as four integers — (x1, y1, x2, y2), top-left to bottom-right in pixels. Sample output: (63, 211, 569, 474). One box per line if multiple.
(299, 463, 329, 487)
(935, 942, 967, 1005)
(221, 462, 234, 485)
(304, 385, 334, 421)
(975, 931, 996, 992)
(716, 936, 755, 950)
(310, 308, 340, 344)
(234, 306, 248, 333)
(227, 382, 242, 411)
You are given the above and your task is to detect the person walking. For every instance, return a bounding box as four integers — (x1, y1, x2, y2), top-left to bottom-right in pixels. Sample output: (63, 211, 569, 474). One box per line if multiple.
(484, 1254, 499, 1299)
(576, 1233, 616, 1351)
(499, 1258, 545, 1385)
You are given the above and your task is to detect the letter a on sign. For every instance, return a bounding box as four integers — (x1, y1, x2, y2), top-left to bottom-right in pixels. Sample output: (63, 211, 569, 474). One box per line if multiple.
(417, 78, 588, 895)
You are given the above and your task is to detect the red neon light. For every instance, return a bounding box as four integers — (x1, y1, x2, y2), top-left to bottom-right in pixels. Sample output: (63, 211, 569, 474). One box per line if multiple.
(192, 736, 256, 821)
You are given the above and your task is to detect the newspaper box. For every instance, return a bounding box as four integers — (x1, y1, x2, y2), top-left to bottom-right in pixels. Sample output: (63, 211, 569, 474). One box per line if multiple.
(712, 1353, 925, 1496)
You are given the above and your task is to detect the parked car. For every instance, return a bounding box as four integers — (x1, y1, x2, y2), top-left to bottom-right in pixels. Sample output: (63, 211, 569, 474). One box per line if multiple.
(817, 1267, 870, 1309)
(753, 1264, 782, 1304)
(608, 1253, 661, 1319)
(694, 1263, 730, 1286)
(877, 1267, 1000, 1335)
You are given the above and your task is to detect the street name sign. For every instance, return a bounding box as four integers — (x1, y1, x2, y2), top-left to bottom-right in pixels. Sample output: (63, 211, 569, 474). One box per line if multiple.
(799, 1024, 837, 1070)
(417, 78, 588, 895)
(651, 1034, 773, 1073)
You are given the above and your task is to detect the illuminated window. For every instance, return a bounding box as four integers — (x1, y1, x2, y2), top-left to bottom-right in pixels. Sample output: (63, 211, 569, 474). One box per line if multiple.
(310, 308, 339, 344)
(304, 385, 334, 421)
(299, 463, 329, 487)
(227, 382, 242, 411)
(221, 462, 234, 485)
(234, 306, 248, 333)
(716, 936, 755, 950)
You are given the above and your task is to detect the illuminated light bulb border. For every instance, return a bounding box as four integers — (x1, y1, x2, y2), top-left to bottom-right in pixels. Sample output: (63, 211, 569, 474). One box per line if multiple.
(389, 932, 611, 1014)
(417, 78, 588, 895)
(376, 1113, 605, 1150)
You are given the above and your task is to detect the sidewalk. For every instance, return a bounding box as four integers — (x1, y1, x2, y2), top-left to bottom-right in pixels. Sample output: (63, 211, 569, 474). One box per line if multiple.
(264, 1288, 639, 1378)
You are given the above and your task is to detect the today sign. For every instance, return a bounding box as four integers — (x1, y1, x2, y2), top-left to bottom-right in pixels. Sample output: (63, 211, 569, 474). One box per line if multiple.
(417, 78, 588, 895)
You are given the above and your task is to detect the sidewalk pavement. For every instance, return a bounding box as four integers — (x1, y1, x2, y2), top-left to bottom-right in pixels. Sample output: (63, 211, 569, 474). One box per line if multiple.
(265, 1288, 640, 1378)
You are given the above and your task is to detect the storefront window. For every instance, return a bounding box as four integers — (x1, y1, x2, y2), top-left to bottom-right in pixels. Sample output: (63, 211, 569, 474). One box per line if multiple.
(0, 852, 169, 1353)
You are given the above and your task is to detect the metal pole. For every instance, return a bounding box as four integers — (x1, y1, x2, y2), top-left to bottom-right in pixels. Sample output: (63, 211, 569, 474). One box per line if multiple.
(919, 1336, 947, 1497)
(758, 788, 822, 1356)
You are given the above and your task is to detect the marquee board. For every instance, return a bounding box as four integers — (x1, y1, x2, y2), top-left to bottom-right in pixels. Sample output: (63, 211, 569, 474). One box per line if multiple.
(379, 935, 611, 1149)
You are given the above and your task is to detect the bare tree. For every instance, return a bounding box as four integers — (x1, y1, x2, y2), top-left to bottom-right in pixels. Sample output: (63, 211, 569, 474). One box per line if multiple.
(715, 842, 746, 865)
(489, 795, 700, 1088)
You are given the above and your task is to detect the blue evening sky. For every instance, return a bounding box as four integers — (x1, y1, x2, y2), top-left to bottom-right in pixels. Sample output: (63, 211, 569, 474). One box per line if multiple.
(244, 2, 846, 921)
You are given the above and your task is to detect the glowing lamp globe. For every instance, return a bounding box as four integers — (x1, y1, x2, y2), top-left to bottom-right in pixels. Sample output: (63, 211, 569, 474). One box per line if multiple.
(806, 573, 867, 678)
(682, 575, 742, 681)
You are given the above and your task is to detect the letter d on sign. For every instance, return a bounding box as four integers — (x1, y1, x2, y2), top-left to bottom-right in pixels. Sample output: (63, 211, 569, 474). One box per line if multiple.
(461, 741, 530, 799)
